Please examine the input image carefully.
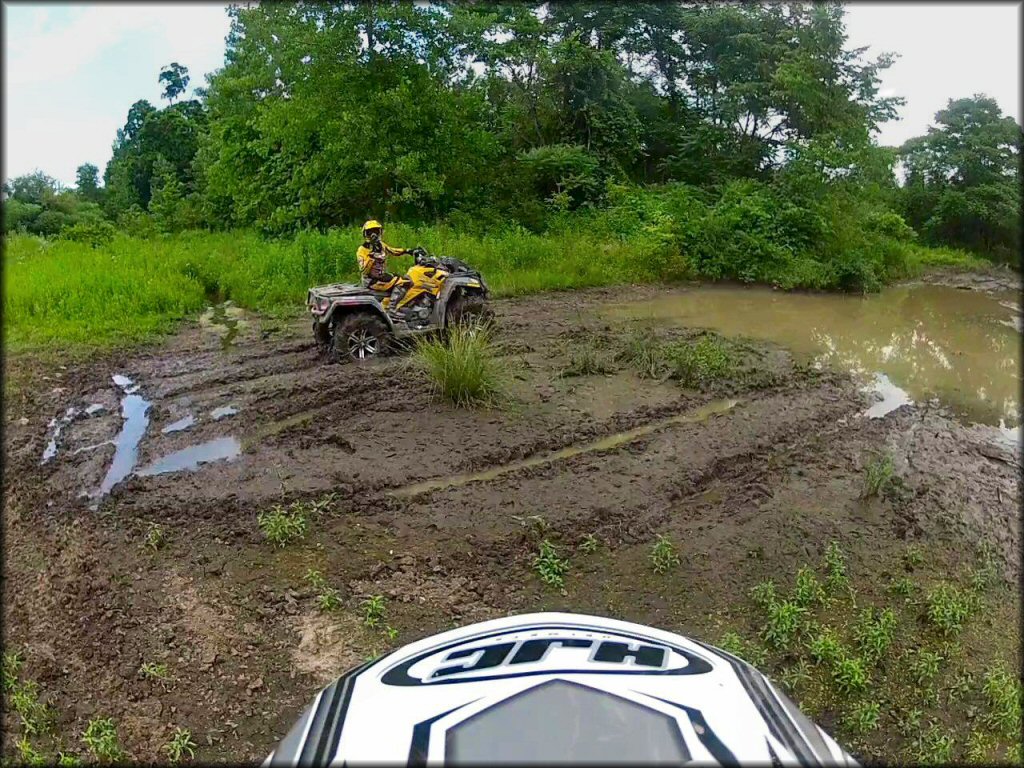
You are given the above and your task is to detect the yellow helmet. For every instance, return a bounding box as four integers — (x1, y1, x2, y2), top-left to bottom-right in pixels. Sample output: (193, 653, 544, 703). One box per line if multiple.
(362, 219, 383, 237)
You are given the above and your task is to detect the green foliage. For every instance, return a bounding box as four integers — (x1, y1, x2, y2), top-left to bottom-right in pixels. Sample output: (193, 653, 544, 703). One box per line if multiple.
(862, 451, 895, 498)
(665, 335, 734, 387)
(914, 724, 955, 764)
(761, 600, 808, 651)
(10, 680, 53, 736)
(925, 583, 973, 636)
(81, 717, 122, 763)
(304, 569, 342, 612)
(750, 580, 777, 610)
(58, 218, 116, 248)
(807, 626, 843, 666)
(718, 632, 768, 668)
(889, 576, 916, 598)
(831, 655, 870, 695)
(413, 324, 504, 407)
(649, 534, 680, 575)
(577, 534, 599, 554)
(823, 541, 850, 595)
(534, 539, 570, 589)
(144, 523, 165, 552)
(853, 607, 897, 664)
(793, 567, 827, 609)
(907, 648, 943, 686)
(360, 595, 387, 629)
(139, 662, 169, 682)
(560, 347, 616, 378)
(843, 700, 881, 734)
(164, 727, 197, 763)
(981, 666, 1022, 738)
(2, 650, 23, 692)
(257, 502, 308, 547)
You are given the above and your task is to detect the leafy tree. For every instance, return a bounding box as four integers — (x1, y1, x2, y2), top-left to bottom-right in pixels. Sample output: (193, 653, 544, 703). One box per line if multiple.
(159, 62, 191, 104)
(899, 95, 1021, 261)
(5, 171, 59, 205)
(75, 163, 102, 202)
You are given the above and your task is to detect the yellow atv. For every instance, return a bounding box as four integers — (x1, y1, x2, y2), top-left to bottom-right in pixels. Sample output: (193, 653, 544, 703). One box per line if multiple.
(307, 247, 491, 362)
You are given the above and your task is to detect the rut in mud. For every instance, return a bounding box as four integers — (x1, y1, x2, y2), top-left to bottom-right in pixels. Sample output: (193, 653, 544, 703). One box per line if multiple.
(3, 277, 1020, 763)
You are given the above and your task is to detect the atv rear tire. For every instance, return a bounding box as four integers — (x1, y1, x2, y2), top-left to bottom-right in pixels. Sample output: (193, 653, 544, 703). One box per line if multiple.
(445, 293, 492, 328)
(313, 320, 332, 356)
(332, 313, 388, 363)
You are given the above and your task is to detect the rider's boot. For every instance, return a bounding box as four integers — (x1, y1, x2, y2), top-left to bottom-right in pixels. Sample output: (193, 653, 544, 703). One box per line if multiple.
(387, 284, 409, 324)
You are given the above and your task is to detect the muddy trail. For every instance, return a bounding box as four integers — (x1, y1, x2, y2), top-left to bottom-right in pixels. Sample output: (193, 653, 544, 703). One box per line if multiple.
(3, 279, 1020, 763)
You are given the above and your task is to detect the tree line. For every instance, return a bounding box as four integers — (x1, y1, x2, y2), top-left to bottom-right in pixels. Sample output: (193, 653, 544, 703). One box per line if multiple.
(3, 2, 1020, 269)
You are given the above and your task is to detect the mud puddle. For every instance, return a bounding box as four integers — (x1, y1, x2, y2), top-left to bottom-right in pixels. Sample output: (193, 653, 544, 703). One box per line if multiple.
(608, 283, 1020, 436)
(200, 302, 246, 349)
(137, 436, 242, 476)
(393, 398, 738, 497)
(94, 377, 151, 498)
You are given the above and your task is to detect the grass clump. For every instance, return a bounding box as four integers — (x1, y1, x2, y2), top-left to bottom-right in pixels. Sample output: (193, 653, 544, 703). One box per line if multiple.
(577, 533, 599, 554)
(665, 334, 734, 387)
(925, 582, 973, 636)
(360, 595, 387, 628)
(413, 323, 504, 407)
(82, 717, 122, 763)
(823, 541, 850, 596)
(843, 700, 881, 734)
(11, 680, 54, 736)
(560, 346, 616, 378)
(907, 648, 943, 686)
(718, 631, 768, 667)
(257, 502, 308, 547)
(3, 649, 23, 692)
(649, 534, 680, 574)
(534, 539, 570, 589)
(981, 665, 1022, 738)
(144, 523, 165, 551)
(761, 600, 808, 650)
(139, 662, 170, 683)
(164, 727, 197, 763)
(304, 568, 342, 612)
(862, 451, 895, 497)
(914, 724, 955, 764)
(616, 329, 664, 379)
(853, 607, 897, 664)
(793, 566, 826, 608)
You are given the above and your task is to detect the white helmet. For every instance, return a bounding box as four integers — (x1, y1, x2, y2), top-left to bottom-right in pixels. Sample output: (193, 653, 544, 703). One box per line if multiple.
(265, 612, 855, 765)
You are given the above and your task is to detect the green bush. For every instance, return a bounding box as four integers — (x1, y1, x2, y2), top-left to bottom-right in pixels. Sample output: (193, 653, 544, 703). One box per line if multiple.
(665, 335, 734, 387)
(413, 324, 504, 407)
(59, 219, 117, 248)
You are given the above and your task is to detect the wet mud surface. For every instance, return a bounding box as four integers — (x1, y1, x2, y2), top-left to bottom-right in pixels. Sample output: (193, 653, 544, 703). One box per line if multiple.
(3, 280, 1019, 762)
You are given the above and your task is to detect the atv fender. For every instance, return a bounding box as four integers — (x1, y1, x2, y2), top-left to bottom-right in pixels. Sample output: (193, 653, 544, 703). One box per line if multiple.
(321, 296, 395, 332)
(434, 276, 488, 327)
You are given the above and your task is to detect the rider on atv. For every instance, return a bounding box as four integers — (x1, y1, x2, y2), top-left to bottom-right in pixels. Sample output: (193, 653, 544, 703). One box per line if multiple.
(356, 220, 413, 320)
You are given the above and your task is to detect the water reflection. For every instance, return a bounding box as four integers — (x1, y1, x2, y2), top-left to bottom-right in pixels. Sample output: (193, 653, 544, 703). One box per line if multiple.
(607, 283, 1019, 428)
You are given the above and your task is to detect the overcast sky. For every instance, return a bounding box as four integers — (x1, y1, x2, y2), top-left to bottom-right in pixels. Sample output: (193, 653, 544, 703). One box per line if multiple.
(3, 2, 1021, 187)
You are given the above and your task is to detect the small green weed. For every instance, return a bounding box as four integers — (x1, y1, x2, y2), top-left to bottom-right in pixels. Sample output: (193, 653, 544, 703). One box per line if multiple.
(807, 626, 843, 666)
(761, 600, 807, 650)
(831, 655, 870, 695)
(981, 665, 1022, 737)
(964, 730, 993, 763)
(257, 502, 308, 547)
(3, 649, 23, 692)
(577, 534, 599, 554)
(914, 724, 954, 764)
(903, 544, 924, 569)
(853, 607, 897, 664)
(164, 727, 197, 763)
(304, 569, 342, 612)
(778, 659, 812, 692)
(665, 334, 734, 387)
(11, 680, 53, 735)
(862, 451, 895, 497)
(749, 579, 777, 609)
(925, 582, 973, 636)
(534, 539, 570, 588)
(889, 575, 916, 598)
(144, 522, 165, 551)
(907, 648, 943, 686)
(823, 541, 850, 595)
(139, 662, 170, 682)
(717, 632, 768, 667)
(16, 736, 45, 766)
(56, 752, 82, 766)
(843, 700, 881, 734)
(561, 346, 616, 378)
(649, 535, 680, 574)
(82, 717, 122, 762)
(413, 323, 504, 407)
(617, 329, 664, 379)
(793, 566, 826, 608)
(946, 671, 974, 703)
(361, 595, 386, 629)
(896, 707, 923, 737)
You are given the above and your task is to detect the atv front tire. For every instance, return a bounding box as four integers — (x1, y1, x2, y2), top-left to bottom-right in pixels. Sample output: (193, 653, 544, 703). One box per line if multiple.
(331, 313, 388, 363)
(445, 293, 493, 328)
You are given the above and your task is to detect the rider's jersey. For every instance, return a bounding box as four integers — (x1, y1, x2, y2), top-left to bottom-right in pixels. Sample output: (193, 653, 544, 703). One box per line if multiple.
(357, 241, 407, 281)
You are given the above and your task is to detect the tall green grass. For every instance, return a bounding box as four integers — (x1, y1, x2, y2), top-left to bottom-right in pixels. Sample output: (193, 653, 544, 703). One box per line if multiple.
(412, 324, 505, 407)
(3, 226, 642, 352)
(3, 220, 984, 354)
